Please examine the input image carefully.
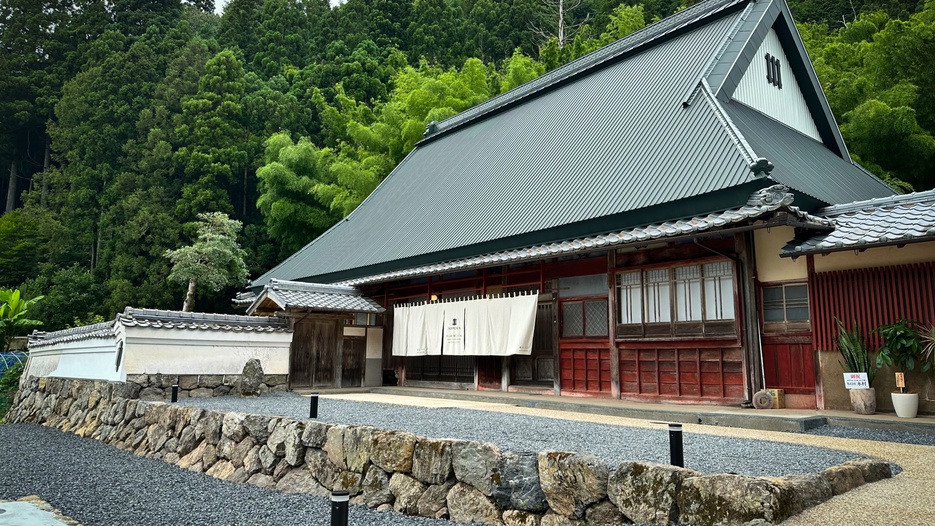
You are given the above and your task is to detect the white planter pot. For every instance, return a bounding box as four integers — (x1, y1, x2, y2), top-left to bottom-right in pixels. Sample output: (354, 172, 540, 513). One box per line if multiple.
(891, 392, 919, 418)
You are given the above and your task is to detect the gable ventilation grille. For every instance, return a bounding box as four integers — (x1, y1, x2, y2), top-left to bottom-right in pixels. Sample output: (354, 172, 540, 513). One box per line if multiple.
(765, 53, 782, 89)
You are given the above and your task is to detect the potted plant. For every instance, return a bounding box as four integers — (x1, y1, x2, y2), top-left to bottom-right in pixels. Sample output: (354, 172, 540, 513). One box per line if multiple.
(833, 319, 876, 415)
(874, 319, 931, 418)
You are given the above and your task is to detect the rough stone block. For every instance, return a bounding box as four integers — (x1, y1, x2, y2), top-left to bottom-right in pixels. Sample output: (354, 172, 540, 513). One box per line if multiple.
(344, 426, 374, 472)
(277, 469, 329, 496)
(843, 459, 892, 483)
(493, 451, 548, 512)
(361, 466, 393, 507)
(447, 482, 503, 525)
(323, 425, 348, 469)
(607, 461, 698, 524)
(821, 464, 865, 496)
(390, 473, 427, 515)
(503, 510, 541, 526)
(678, 473, 792, 525)
(412, 438, 453, 485)
(537, 452, 608, 519)
(372, 430, 417, 473)
(416, 480, 456, 518)
(453, 440, 502, 495)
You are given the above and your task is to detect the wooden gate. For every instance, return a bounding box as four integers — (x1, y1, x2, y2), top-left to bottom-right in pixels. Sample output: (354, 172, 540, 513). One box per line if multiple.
(291, 319, 338, 388)
(342, 336, 365, 387)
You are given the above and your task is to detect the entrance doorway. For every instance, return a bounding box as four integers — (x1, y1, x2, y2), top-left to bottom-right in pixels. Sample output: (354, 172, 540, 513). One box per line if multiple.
(510, 303, 555, 385)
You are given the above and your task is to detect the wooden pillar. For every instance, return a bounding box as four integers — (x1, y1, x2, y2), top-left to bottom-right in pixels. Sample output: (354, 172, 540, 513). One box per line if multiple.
(551, 278, 561, 396)
(807, 254, 824, 410)
(735, 232, 763, 401)
(608, 251, 620, 398)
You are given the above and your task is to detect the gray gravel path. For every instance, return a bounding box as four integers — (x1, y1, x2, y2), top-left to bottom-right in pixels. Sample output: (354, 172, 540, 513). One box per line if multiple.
(803, 425, 935, 446)
(0, 423, 460, 526)
(180, 393, 865, 477)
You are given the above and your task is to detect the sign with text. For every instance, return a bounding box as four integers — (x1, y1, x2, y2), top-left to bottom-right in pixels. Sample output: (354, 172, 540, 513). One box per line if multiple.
(895, 372, 906, 389)
(843, 372, 870, 390)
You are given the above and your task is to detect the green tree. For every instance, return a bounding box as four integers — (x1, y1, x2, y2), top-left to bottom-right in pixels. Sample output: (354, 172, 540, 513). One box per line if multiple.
(256, 133, 341, 256)
(20, 264, 106, 332)
(174, 49, 249, 219)
(165, 212, 249, 312)
(0, 289, 42, 353)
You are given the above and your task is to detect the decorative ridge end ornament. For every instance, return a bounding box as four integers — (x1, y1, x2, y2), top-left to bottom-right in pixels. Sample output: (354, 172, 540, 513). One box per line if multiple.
(749, 157, 774, 177)
(424, 120, 439, 138)
(747, 184, 793, 207)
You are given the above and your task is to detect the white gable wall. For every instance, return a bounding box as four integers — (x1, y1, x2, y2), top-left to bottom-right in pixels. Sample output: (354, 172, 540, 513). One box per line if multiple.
(732, 28, 821, 140)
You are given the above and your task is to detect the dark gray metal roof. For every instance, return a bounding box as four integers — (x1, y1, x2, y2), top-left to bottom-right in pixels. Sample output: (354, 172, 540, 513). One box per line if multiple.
(781, 189, 935, 256)
(339, 185, 830, 286)
(255, 9, 758, 287)
(722, 101, 893, 204)
(252, 0, 892, 289)
(247, 280, 385, 314)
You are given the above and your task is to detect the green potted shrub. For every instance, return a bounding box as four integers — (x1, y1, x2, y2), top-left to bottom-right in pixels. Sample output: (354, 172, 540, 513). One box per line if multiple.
(874, 319, 931, 418)
(833, 319, 876, 415)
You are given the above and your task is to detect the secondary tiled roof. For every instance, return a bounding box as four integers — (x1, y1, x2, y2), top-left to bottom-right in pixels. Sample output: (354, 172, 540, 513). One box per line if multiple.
(340, 185, 829, 286)
(781, 189, 935, 256)
(28, 321, 117, 348)
(29, 308, 290, 348)
(119, 308, 290, 331)
(247, 280, 386, 314)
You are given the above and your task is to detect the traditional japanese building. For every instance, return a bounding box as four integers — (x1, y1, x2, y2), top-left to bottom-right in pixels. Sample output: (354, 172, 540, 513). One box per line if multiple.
(243, 0, 934, 411)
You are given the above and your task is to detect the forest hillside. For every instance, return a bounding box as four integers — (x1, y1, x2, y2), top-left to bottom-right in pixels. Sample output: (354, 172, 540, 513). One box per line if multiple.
(0, 0, 931, 328)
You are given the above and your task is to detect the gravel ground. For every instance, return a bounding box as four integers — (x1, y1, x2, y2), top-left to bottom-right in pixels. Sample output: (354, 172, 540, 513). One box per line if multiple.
(803, 424, 935, 446)
(179, 392, 865, 477)
(0, 423, 459, 526)
(3, 394, 926, 526)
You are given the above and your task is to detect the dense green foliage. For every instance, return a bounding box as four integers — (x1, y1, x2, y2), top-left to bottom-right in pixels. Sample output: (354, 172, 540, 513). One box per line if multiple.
(0, 0, 932, 329)
(0, 289, 42, 353)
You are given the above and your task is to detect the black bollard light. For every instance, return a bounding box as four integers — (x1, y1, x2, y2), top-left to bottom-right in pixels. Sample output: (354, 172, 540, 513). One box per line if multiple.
(668, 423, 684, 468)
(330, 490, 349, 526)
(171, 384, 179, 403)
(309, 393, 319, 419)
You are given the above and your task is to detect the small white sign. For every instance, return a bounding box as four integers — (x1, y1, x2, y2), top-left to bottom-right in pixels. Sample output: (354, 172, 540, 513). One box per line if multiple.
(843, 372, 869, 390)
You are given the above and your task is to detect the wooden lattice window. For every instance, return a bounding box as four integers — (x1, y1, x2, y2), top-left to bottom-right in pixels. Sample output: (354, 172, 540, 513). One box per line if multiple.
(616, 260, 737, 338)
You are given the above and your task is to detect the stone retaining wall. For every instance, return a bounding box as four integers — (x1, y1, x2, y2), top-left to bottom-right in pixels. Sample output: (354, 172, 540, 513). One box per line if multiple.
(124, 373, 289, 400)
(7, 377, 892, 526)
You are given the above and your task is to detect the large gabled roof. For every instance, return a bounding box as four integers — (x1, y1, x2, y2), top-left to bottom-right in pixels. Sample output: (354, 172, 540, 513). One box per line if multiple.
(252, 0, 891, 289)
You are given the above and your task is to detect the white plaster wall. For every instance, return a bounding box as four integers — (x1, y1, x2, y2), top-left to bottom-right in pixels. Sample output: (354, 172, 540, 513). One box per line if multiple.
(812, 241, 935, 272)
(26, 337, 123, 382)
(122, 327, 292, 375)
(733, 28, 821, 140)
(366, 327, 384, 360)
(754, 226, 807, 282)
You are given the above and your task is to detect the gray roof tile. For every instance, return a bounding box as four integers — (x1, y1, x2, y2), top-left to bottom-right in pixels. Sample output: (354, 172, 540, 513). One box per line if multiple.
(29, 308, 290, 348)
(781, 189, 935, 255)
(249, 280, 385, 314)
(340, 185, 828, 286)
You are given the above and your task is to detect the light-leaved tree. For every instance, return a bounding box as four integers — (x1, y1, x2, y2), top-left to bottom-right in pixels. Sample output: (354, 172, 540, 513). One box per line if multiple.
(165, 212, 248, 312)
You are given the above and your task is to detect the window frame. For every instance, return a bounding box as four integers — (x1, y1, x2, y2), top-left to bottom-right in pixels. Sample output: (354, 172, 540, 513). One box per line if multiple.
(760, 281, 810, 334)
(559, 296, 609, 339)
(613, 257, 740, 340)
